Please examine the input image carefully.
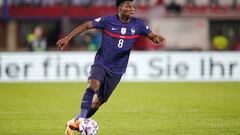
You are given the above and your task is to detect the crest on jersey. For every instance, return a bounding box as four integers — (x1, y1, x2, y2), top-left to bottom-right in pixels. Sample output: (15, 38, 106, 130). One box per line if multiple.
(95, 18, 101, 22)
(131, 27, 135, 35)
(121, 28, 127, 35)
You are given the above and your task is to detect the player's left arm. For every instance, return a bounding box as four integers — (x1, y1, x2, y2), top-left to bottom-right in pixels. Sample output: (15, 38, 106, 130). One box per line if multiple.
(147, 32, 165, 44)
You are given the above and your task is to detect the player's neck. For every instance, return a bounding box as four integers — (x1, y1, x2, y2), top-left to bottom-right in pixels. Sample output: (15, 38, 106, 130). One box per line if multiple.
(118, 14, 131, 23)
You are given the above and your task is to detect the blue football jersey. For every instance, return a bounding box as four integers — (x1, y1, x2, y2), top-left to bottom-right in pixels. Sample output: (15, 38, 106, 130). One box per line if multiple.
(92, 15, 151, 74)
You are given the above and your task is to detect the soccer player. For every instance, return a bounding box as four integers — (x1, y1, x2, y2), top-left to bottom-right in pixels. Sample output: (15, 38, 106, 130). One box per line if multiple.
(56, 0, 165, 134)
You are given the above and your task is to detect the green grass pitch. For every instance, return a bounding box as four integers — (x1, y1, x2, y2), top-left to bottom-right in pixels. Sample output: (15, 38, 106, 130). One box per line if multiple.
(0, 82, 240, 135)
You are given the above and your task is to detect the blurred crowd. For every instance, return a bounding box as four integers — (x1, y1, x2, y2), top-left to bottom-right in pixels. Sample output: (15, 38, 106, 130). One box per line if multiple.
(7, 0, 162, 7)
(5, 0, 239, 10)
(1, 0, 240, 52)
(211, 26, 240, 51)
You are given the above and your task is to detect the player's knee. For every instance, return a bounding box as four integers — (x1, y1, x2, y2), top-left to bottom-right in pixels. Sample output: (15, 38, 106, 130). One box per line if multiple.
(91, 99, 103, 109)
(88, 80, 100, 91)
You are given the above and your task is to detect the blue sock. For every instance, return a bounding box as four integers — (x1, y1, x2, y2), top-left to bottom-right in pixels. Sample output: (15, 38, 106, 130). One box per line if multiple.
(86, 108, 98, 118)
(77, 88, 95, 119)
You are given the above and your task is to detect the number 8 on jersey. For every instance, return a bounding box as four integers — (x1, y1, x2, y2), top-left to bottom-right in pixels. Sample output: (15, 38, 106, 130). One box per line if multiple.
(118, 39, 124, 48)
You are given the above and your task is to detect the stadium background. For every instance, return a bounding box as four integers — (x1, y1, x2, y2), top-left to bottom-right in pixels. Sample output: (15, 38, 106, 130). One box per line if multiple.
(0, 0, 240, 135)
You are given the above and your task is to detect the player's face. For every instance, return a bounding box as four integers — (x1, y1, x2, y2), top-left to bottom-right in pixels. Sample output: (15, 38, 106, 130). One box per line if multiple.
(119, 1, 135, 18)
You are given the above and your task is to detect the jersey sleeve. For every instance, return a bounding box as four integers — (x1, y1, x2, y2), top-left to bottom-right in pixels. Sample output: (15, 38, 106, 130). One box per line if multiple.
(139, 21, 152, 37)
(91, 16, 107, 29)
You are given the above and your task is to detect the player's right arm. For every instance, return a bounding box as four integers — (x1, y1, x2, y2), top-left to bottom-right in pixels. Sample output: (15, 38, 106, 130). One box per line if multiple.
(56, 21, 94, 50)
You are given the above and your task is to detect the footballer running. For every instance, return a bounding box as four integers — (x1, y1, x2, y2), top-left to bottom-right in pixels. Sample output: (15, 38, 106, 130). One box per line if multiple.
(56, 0, 165, 134)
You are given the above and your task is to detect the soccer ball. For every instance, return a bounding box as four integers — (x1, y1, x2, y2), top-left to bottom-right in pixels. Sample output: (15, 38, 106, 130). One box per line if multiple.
(79, 118, 99, 135)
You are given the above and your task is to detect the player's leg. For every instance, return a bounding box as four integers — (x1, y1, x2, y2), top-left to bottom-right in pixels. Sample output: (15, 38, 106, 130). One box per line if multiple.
(65, 80, 100, 135)
(77, 65, 105, 119)
(79, 79, 100, 118)
(86, 70, 122, 118)
(65, 65, 105, 135)
(86, 95, 104, 118)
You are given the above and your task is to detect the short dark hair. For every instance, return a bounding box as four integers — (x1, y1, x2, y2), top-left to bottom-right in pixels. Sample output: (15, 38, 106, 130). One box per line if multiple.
(116, 0, 134, 7)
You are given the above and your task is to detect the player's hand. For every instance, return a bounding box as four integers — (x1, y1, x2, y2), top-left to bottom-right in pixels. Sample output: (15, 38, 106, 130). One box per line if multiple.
(153, 35, 165, 44)
(56, 37, 70, 50)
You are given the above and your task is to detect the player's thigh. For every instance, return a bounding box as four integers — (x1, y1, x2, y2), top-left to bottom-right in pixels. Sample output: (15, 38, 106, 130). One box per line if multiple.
(88, 65, 106, 91)
(98, 74, 122, 103)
